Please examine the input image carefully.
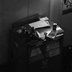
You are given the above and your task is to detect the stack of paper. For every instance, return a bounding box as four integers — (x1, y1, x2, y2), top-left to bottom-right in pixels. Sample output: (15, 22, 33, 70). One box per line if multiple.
(29, 20, 50, 29)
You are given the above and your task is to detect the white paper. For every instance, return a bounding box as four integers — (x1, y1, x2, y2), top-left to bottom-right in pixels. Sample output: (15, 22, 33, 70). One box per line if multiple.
(39, 17, 49, 21)
(29, 20, 50, 29)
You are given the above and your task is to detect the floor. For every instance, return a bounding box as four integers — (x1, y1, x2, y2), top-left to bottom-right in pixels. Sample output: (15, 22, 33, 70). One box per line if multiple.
(0, 61, 70, 72)
(0, 63, 10, 72)
(0, 45, 72, 72)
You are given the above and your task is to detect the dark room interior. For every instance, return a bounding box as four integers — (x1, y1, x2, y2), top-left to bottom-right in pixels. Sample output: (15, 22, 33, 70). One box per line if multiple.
(0, 0, 72, 72)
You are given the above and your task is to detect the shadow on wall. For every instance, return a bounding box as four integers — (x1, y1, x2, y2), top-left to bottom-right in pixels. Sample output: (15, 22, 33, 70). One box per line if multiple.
(60, 13, 72, 46)
(63, 28, 72, 46)
(61, 25, 72, 47)
(28, 0, 50, 16)
(60, 21, 72, 47)
(1, 0, 28, 64)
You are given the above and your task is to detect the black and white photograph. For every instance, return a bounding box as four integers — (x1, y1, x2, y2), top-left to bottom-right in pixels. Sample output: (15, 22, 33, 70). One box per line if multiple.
(0, 0, 72, 72)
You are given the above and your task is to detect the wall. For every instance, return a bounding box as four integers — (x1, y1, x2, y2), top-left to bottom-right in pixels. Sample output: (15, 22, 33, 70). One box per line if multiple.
(0, 0, 3, 65)
(0, 0, 50, 64)
(1, 0, 28, 64)
(50, 0, 62, 24)
(61, 13, 72, 46)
